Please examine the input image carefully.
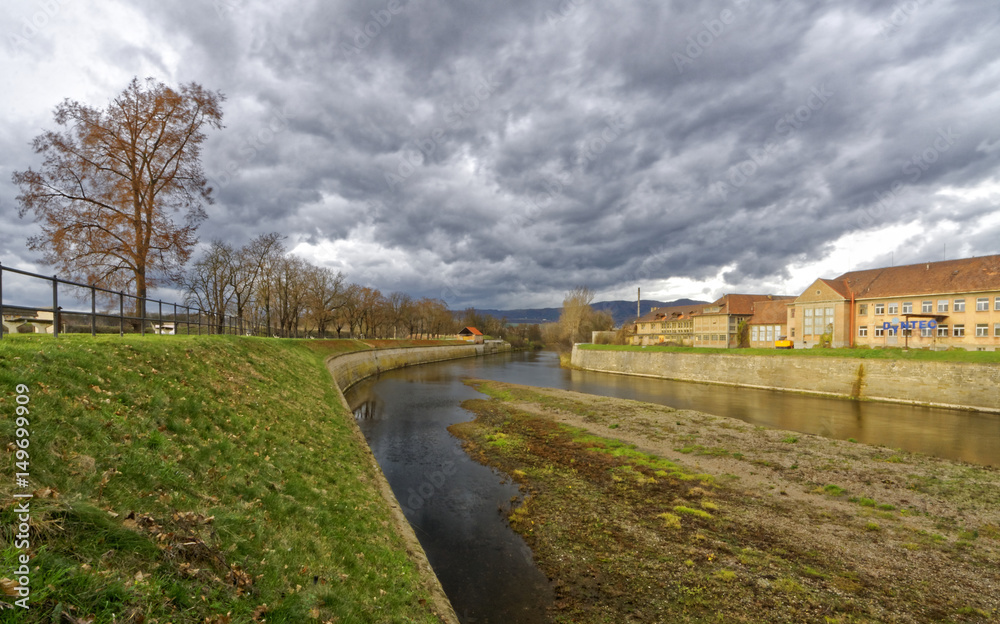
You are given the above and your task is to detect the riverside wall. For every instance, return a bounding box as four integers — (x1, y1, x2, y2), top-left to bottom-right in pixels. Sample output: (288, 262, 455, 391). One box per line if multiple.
(571, 346, 1000, 413)
(324, 342, 508, 624)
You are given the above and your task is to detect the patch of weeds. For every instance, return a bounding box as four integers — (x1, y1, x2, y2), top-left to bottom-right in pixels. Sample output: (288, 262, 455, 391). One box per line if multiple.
(774, 577, 805, 594)
(847, 438, 858, 443)
(958, 529, 979, 541)
(823, 484, 846, 497)
(608, 423, 619, 429)
(956, 606, 991, 618)
(658, 512, 682, 529)
(981, 524, 1000, 541)
(781, 435, 799, 444)
(901, 543, 920, 551)
(876, 503, 896, 511)
(674, 506, 712, 519)
(802, 565, 828, 579)
(700, 501, 719, 512)
(864, 522, 881, 532)
(713, 569, 737, 582)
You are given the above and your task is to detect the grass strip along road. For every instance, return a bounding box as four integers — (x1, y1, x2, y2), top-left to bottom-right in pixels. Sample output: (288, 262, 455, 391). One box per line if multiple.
(0, 335, 452, 623)
(452, 380, 1000, 623)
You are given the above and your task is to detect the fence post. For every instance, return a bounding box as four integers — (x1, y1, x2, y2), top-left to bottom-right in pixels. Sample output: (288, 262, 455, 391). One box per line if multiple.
(197, 308, 201, 336)
(0, 263, 4, 341)
(52, 275, 60, 338)
(141, 296, 146, 337)
(173, 302, 177, 336)
(90, 285, 97, 336)
(158, 299, 163, 335)
(119, 292, 124, 336)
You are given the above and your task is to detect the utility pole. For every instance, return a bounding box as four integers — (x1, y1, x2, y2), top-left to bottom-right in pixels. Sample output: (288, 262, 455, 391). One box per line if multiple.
(637, 287, 640, 321)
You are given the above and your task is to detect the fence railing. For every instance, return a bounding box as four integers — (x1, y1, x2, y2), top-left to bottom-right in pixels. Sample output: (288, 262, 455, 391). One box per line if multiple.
(0, 262, 273, 340)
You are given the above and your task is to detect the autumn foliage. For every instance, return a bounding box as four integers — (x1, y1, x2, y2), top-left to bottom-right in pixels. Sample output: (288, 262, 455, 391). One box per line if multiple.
(12, 77, 224, 312)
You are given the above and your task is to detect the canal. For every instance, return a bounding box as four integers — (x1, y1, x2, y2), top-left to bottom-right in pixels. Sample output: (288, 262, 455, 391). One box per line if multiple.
(344, 349, 1000, 623)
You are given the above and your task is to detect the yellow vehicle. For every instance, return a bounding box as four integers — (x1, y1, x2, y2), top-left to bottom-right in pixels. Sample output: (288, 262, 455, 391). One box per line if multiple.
(775, 336, 794, 349)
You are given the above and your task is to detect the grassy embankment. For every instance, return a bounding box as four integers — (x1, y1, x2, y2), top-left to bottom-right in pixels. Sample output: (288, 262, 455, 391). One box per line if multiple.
(579, 343, 1000, 363)
(0, 335, 451, 623)
(452, 379, 1000, 624)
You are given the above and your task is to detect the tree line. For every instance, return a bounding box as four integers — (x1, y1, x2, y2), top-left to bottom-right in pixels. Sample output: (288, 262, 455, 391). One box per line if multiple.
(182, 232, 460, 338)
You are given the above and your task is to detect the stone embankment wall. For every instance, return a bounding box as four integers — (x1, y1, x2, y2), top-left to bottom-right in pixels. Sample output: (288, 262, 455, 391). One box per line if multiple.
(571, 347, 1000, 413)
(329, 343, 505, 391)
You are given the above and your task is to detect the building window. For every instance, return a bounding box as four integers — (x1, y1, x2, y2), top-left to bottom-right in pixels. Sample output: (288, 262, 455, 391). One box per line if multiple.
(886, 327, 897, 336)
(921, 326, 933, 338)
(858, 303, 868, 315)
(953, 324, 965, 337)
(976, 324, 988, 337)
(858, 326, 868, 337)
(874, 327, 884, 337)
(996, 296, 1000, 311)
(977, 297, 989, 311)
(902, 302, 912, 314)
(938, 300, 949, 313)
(995, 323, 1000, 337)
(766, 326, 774, 342)
(922, 301, 933, 313)
(791, 328, 795, 337)
(875, 303, 885, 315)
(937, 325, 949, 337)
(954, 299, 966, 312)
(752, 326, 759, 342)
(790, 308, 795, 318)
(887, 303, 899, 314)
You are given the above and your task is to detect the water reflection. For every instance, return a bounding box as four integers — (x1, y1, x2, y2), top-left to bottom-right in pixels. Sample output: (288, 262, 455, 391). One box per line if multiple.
(346, 376, 554, 624)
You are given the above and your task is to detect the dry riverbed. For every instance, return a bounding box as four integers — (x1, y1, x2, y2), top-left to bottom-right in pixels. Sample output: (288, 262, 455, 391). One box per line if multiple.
(449, 380, 1000, 624)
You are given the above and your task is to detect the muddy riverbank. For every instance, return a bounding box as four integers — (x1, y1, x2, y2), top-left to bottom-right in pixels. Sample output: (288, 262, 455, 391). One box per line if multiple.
(450, 380, 1000, 623)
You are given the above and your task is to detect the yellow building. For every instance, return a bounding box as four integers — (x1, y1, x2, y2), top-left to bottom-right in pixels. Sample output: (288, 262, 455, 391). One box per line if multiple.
(791, 255, 1000, 350)
(630, 303, 707, 346)
(693, 294, 793, 348)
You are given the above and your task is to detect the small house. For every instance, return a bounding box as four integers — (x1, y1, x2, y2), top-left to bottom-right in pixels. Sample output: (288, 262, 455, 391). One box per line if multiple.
(457, 326, 484, 344)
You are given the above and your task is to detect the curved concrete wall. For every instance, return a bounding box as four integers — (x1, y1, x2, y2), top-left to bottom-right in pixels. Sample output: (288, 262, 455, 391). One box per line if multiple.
(572, 346, 1000, 413)
(328, 344, 490, 391)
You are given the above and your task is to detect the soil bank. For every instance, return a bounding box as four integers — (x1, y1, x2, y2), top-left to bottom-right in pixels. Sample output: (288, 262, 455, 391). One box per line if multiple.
(451, 379, 1000, 623)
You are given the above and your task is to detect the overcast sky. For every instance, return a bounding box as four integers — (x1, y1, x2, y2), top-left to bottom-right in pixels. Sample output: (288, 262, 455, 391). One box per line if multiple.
(2, 0, 999, 309)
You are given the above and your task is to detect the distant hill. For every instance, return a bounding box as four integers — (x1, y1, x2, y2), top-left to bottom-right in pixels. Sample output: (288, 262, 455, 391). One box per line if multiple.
(470, 299, 708, 327)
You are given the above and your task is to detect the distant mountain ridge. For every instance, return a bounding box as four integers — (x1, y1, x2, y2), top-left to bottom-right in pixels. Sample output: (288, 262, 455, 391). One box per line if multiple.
(470, 299, 708, 327)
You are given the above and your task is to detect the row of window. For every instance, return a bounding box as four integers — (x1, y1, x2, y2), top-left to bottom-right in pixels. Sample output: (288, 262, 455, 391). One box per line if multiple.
(859, 297, 1000, 315)
(694, 335, 728, 342)
(750, 325, 782, 342)
(858, 324, 1000, 338)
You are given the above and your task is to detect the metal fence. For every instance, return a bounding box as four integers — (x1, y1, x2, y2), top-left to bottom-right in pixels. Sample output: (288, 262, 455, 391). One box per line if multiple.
(0, 262, 270, 340)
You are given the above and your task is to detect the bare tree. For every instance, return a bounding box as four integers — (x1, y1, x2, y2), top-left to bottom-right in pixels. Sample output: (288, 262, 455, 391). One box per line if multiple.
(233, 233, 283, 335)
(13, 77, 224, 316)
(304, 266, 347, 337)
(182, 239, 237, 333)
(559, 286, 596, 347)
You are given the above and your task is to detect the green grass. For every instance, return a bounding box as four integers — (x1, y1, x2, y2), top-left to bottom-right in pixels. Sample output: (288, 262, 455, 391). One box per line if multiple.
(579, 343, 1000, 363)
(0, 334, 442, 623)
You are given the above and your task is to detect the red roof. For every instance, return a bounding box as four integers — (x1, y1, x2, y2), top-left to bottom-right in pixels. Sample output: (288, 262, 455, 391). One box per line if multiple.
(459, 326, 483, 336)
(832, 255, 1000, 299)
(748, 298, 791, 325)
(696, 294, 794, 316)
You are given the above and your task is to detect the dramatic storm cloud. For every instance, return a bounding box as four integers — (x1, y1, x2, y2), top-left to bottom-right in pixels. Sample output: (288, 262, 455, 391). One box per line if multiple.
(2, 0, 999, 308)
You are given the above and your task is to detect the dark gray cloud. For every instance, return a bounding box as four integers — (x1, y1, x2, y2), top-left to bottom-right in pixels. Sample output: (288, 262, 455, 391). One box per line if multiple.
(1, 0, 999, 308)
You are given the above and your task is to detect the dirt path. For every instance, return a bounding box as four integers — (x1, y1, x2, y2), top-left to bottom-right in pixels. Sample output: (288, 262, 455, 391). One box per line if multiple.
(451, 380, 1000, 624)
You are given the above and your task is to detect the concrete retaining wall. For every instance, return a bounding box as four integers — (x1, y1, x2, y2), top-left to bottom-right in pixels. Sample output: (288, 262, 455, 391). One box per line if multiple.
(328, 343, 508, 391)
(572, 346, 1000, 413)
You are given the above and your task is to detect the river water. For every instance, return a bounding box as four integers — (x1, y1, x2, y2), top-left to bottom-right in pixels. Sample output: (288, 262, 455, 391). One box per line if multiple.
(345, 349, 1000, 622)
